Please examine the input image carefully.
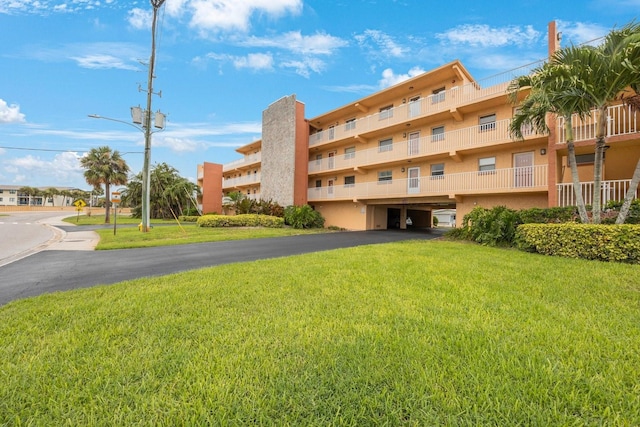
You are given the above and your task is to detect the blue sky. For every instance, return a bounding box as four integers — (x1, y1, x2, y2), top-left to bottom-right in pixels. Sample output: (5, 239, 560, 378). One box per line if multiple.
(0, 0, 638, 190)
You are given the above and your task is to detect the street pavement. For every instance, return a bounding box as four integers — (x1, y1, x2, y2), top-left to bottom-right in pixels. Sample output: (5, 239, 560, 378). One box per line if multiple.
(0, 213, 444, 306)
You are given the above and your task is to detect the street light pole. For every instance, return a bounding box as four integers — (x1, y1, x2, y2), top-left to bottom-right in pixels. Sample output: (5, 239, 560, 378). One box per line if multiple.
(141, 0, 166, 233)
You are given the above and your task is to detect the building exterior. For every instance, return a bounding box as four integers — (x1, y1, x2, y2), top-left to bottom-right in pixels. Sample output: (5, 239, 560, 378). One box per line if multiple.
(198, 22, 640, 229)
(0, 185, 81, 207)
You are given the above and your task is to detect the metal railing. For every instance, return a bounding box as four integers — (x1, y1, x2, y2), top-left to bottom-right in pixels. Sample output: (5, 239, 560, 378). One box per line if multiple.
(223, 152, 261, 171)
(309, 61, 543, 147)
(556, 104, 639, 143)
(557, 180, 637, 207)
(222, 172, 261, 189)
(308, 118, 541, 173)
(308, 165, 547, 201)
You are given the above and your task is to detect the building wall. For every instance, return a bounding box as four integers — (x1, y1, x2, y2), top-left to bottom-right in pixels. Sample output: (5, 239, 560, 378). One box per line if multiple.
(198, 162, 223, 214)
(312, 200, 368, 230)
(456, 193, 549, 224)
(262, 95, 299, 207)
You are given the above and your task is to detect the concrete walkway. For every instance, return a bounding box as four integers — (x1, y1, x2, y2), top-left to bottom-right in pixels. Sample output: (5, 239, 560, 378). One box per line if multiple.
(39, 216, 100, 251)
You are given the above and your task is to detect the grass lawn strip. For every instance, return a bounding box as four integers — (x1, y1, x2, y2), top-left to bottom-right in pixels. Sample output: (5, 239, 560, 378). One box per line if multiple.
(0, 241, 638, 424)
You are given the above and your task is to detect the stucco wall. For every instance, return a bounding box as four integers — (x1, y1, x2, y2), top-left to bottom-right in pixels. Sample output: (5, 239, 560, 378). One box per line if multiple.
(261, 95, 298, 207)
(456, 193, 549, 226)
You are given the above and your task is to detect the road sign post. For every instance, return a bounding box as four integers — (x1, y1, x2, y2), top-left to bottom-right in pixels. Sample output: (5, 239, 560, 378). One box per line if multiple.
(73, 199, 87, 223)
(111, 192, 121, 235)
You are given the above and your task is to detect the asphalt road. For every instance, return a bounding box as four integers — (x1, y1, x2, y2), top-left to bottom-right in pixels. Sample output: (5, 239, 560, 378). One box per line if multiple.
(0, 225, 444, 306)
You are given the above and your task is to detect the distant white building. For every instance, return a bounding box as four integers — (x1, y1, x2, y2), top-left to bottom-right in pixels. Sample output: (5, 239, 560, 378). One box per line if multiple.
(433, 209, 456, 227)
(0, 185, 82, 207)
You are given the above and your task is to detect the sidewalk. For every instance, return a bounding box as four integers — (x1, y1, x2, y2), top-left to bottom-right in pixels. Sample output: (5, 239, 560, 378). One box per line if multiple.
(39, 216, 100, 251)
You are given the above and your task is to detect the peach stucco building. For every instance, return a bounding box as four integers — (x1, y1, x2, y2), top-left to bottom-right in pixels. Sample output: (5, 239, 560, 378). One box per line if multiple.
(197, 22, 640, 230)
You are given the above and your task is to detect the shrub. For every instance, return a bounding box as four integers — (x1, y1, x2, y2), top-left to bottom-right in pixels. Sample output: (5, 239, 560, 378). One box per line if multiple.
(178, 215, 200, 222)
(182, 207, 200, 217)
(432, 216, 439, 227)
(603, 199, 640, 224)
(516, 223, 640, 263)
(197, 214, 284, 228)
(450, 206, 520, 246)
(284, 205, 325, 229)
(518, 206, 578, 224)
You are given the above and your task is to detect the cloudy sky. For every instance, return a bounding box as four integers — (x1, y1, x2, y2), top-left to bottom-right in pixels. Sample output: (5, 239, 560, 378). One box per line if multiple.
(0, 0, 637, 189)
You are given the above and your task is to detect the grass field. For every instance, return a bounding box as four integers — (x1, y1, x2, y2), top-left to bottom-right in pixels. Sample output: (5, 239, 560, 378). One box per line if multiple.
(1, 240, 639, 425)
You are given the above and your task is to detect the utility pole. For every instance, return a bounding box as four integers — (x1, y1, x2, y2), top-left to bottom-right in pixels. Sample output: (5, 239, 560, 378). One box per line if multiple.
(140, 0, 166, 232)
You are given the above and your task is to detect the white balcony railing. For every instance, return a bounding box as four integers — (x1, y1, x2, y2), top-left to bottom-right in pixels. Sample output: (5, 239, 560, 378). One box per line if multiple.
(308, 165, 547, 201)
(557, 180, 637, 207)
(308, 118, 541, 174)
(223, 172, 261, 189)
(309, 61, 543, 146)
(557, 104, 639, 143)
(223, 152, 261, 172)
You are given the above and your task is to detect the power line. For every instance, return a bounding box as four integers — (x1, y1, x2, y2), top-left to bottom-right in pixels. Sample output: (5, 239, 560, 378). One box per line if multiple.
(0, 146, 143, 154)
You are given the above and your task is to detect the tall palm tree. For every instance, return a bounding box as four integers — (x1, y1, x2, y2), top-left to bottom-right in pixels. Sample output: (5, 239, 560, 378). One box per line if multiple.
(562, 23, 640, 222)
(510, 21, 640, 223)
(508, 60, 592, 223)
(80, 146, 130, 224)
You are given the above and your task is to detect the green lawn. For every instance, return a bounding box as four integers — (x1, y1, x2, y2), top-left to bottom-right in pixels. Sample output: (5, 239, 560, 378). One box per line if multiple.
(1, 241, 638, 425)
(63, 214, 172, 226)
(94, 224, 329, 249)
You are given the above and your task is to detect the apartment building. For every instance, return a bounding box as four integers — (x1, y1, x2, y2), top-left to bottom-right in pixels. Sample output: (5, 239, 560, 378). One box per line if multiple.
(0, 185, 79, 207)
(198, 22, 640, 229)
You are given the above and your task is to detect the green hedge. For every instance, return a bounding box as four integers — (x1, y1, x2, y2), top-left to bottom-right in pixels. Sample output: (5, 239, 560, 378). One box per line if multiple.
(178, 215, 200, 222)
(516, 223, 640, 263)
(197, 214, 284, 228)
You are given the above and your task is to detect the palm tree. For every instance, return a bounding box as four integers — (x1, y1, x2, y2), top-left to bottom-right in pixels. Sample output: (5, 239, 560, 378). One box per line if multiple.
(508, 60, 592, 223)
(80, 146, 130, 224)
(510, 21, 640, 223)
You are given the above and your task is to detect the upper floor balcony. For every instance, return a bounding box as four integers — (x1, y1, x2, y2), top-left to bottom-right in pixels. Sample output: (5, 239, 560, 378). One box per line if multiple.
(309, 61, 542, 147)
(223, 152, 261, 172)
(556, 104, 639, 143)
(223, 172, 261, 189)
(308, 164, 547, 202)
(308, 118, 542, 175)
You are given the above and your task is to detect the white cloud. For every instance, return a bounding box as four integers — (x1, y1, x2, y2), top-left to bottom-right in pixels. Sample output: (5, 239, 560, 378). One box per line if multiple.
(355, 30, 408, 59)
(281, 57, 325, 78)
(241, 31, 348, 55)
(7, 152, 83, 184)
(0, 99, 26, 124)
(127, 8, 152, 30)
(557, 20, 609, 45)
(436, 24, 541, 47)
(25, 42, 144, 71)
(184, 0, 302, 34)
(378, 67, 425, 88)
(233, 53, 274, 71)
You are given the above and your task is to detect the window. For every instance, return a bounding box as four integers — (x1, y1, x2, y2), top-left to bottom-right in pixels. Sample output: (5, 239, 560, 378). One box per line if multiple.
(315, 180, 322, 188)
(344, 146, 355, 159)
(378, 170, 392, 183)
(328, 125, 335, 140)
(0, 197, 3, 202)
(479, 113, 496, 132)
(479, 157, 496, 174)
(432, 87, 445, 104)
(344, 176, 355, 187)
(431, 163, 444, 178)
(379, 105, 393, 120)
(345, 118, 356, 131)
(9, 190, 16, 194)
(315, 154, 322, 165)
(378, 138, 393, 152)
(575, 153, 595, 164)
(431, 126, 445, 142)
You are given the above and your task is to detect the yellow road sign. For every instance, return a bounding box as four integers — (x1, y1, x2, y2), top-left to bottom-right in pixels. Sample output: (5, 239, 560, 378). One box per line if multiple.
(73, 199, 86, 208)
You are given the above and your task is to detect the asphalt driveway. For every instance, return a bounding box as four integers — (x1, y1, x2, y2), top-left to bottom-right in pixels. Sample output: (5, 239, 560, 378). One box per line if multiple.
(0, 229, 444, 306)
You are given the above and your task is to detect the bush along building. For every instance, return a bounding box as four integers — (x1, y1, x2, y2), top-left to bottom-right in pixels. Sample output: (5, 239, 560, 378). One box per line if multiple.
(198, 22, 640, 230)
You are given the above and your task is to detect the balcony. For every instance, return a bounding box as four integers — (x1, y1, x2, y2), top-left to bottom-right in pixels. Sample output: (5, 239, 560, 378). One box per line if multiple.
(557, 104, 639, 143)
(223, 152, 261, 172)
(308, 165, 547, 201)
(223, 172, 261, 189)
(309, 61, 542, 147)
(557, 180, 638, 207)
(308, 118, 542, 174)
